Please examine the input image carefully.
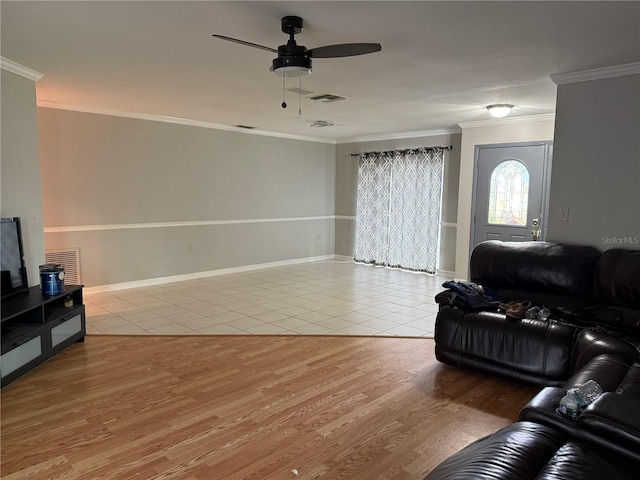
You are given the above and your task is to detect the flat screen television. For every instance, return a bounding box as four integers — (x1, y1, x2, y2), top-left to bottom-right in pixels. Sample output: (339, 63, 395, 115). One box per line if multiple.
(1, 217, 29, 300)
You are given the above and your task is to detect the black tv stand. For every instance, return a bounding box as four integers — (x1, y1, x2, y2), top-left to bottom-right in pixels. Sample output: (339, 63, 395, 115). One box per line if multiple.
(1, 285, 85, 387)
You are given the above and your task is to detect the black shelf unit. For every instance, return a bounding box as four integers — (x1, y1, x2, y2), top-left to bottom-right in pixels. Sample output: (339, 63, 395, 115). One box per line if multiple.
(1, 285, 85, 387)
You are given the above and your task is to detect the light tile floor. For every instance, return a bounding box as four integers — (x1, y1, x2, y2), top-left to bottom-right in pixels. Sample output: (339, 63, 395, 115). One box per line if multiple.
(84, 259, 451, 338)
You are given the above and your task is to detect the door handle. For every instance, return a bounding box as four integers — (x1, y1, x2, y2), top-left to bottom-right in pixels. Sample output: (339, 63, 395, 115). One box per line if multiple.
(531, 218, 541, 241)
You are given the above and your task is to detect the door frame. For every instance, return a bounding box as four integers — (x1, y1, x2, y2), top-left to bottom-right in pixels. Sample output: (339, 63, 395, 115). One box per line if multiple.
(469, 140, 553, 256)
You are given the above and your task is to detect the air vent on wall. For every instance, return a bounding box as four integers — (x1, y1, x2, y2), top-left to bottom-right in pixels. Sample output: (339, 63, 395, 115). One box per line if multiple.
(309, 93, 346, 103)
(45, 249, 81, 285)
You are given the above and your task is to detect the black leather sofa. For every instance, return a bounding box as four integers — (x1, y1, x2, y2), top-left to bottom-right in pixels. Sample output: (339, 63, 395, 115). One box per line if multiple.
(424, 241, 640, 479)
(434, 241, 640, 386)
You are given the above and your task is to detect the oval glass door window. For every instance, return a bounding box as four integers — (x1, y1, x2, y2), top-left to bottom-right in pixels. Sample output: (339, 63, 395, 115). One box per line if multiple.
(487, 160, 529, 225)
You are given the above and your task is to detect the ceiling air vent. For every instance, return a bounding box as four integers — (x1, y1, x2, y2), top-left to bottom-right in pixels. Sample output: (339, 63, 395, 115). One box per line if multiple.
(310, 120, 334, 128)
(286, 87, 315, 95)
(235, 125, 256, 130)
(309, 93, 346, 103)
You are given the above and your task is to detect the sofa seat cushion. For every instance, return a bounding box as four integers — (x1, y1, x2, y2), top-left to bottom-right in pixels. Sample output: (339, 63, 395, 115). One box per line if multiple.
(435, 306, 578, 387)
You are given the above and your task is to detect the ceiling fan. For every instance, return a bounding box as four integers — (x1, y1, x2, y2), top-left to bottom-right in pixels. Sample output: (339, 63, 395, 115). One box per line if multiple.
(212, 15, 382, 79)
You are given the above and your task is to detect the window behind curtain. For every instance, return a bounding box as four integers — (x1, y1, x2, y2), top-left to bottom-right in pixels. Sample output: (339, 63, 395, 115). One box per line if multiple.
(354, 148, 445, 273)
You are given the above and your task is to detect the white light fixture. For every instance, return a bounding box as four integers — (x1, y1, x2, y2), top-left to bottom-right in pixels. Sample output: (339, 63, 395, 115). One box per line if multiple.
(272, 65, 311, 78)
(271, 56, 312, 78)
(487, 104, 514, 118)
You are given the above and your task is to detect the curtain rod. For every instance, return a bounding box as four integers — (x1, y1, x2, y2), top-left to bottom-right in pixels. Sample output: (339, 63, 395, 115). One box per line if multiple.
(350, 145, 453, 157)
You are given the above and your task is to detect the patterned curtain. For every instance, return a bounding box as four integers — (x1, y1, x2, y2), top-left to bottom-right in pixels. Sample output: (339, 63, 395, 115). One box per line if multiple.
(354, 147, 445, 273)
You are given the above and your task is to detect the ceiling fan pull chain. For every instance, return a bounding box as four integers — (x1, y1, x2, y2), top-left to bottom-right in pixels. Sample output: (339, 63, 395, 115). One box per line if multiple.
(298, 77, 302, 116)
(281, 69, 287, 108)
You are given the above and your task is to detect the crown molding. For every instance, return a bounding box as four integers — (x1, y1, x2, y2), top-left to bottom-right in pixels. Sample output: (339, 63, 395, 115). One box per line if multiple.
(337, 127, 462, 144)
(458, 113, 555, 129)
(0, 57, 43, 81)
(550, 62, 640, 85)
(37, 101, 466, 144)
(36, 101, 336, 144)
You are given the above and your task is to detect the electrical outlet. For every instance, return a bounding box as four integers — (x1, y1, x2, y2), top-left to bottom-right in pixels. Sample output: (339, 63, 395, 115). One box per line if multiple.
(188, 244, 193, 253)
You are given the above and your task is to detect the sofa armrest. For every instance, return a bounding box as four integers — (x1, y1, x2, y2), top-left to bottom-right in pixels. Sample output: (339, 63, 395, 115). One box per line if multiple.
(434, 290, 456, 308)
(519, 387, 585, 437)
(519, 387, 565, 421)
(565, 354, 638, 392)
(571, 329, 640, 373)
(434, 290, 496, 313)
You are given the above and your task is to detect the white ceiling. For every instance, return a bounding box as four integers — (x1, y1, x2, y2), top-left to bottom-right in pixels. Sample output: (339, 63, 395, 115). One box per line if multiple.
(2, 1, 639, 142)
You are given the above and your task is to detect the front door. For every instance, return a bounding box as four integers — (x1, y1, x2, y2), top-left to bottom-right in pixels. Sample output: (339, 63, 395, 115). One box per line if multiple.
(472, 142, 552, 247)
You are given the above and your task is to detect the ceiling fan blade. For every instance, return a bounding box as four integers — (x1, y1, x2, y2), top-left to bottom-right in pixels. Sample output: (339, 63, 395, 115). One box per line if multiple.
(307, 43, 381, 58)
(212, 34, 278, 54)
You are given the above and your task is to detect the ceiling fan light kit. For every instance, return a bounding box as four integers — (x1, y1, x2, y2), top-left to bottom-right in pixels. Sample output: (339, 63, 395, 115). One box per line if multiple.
(271, 59, 312, 77)
(487, 104, 514, 118)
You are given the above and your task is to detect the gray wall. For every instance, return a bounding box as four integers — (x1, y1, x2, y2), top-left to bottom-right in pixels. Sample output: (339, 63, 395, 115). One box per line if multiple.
(335, 132, 462, 273)
(38, 108, 336, 288)
(1, 70, 46, 286)
(547, 73, 640, 249)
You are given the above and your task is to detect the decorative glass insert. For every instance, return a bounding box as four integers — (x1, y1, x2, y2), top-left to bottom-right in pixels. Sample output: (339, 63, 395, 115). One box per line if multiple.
(487, 160, 529, 225)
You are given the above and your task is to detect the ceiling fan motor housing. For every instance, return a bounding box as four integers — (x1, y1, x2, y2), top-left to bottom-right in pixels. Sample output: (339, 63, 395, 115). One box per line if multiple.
(273, 42, 312, 73)
(273, 16, 311, 73)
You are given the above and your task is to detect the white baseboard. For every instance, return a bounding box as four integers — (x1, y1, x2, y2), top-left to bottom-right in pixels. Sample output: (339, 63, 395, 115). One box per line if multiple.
(332, 255, 355, 262)
(84, 255, 335, 294)
(436, 269, 455, 278)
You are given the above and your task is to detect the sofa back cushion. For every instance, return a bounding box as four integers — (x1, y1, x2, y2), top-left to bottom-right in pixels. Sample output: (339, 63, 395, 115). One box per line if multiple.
(470, 241, 601, 313)
(594, 248, 640, 334)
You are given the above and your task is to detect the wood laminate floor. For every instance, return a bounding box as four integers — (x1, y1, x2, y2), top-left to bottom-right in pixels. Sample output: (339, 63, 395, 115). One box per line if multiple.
(1, 335, 536, 480)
